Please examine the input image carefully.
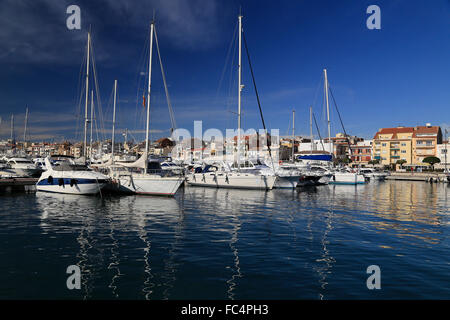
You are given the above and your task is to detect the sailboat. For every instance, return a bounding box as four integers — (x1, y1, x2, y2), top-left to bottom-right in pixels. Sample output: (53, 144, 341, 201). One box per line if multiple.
(186, 14, 276, 190)
(320, 69, 365, 185)
(104, 21, 183, 196)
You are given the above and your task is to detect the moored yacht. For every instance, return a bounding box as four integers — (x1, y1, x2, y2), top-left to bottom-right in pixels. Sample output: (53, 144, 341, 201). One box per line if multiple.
(3, 157, 41, 177)
(36, 158, 109, 195)
(186, 161, 276, 190)
(358, 168, 389, 181)
(270, 162, 321, 188)
(106, 154, 184, 196)
(0, 159, 19, 178)
(187, 14, 277, 190)
(99, 21, 184, 197)
(329, 168, 366, 185)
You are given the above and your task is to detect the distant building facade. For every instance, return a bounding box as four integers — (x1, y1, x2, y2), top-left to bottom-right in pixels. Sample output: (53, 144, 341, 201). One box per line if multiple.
(373, 124, 442, 166)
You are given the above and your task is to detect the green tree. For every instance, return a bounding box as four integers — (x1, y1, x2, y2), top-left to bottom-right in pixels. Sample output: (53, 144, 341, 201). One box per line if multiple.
(396, 159, 407, 169)
(422, 156, 440, 171)
(368, 159, 380, 165)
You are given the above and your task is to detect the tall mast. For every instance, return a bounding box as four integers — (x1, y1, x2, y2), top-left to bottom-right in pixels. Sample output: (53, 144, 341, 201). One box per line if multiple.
(111, 80, 117, 164)
(10, 114, 14, 144)
(292, 109, 295, 162)
(310, 106, 313, 154)
(324, 69, 331, 157)
(23, 107, 28, 142)
(145, 21, 155, 170)
(89, 90, 94, 161)
(445, 129, 448, 173)
(84, 32, 91, 159)
(237, 14, 243, 168)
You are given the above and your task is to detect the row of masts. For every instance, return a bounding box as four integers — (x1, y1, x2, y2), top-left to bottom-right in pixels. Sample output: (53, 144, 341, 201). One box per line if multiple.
(81, 20, 157, 167)
(80, 17, 335, 166)
(82, 30, 118, 164)
(5, 107, 28, 145)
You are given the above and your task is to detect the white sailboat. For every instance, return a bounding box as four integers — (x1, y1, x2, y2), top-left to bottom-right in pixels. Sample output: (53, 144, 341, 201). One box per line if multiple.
(105, 21, 183, 196)
(186, 14, 276, 190)
(321, 69, 365, 185)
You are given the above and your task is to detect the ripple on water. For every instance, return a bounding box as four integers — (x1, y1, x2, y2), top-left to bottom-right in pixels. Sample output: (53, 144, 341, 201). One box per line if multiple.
(0, 181, 448, 299)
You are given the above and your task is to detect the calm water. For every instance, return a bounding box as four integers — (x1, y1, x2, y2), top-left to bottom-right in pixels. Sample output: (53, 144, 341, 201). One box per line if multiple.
(0, 181, 448, 300)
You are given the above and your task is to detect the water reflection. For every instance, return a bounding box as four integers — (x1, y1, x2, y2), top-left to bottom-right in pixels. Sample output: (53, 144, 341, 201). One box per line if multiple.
(36, 192, 182, 299)
(25, 181, 450, 299)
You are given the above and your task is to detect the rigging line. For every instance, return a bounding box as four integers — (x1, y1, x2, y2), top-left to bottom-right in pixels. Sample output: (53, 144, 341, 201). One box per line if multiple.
(154, 25, 177, 132)
(328, 84, 352, 156)
(75, 47, 87, 141)
(134, 30, 150, 134)
(312, 111, 326, 152)
(75, 79, 86, 142)
(242, 30, 274, 164)
(311, 73, 323, 121)
(89, 36, 106, 142)
(285, 113, 292, 137)
(226, 23, 238, 132)
(75, 49, 87, 142)
(216, 21, 238, 102)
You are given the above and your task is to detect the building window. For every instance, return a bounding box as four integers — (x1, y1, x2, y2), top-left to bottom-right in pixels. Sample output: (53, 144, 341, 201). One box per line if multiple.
(382, 143, 387, 147)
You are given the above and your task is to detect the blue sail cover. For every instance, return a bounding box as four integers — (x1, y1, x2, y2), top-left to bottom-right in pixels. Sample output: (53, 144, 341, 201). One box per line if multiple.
(297, 154, 332, 162)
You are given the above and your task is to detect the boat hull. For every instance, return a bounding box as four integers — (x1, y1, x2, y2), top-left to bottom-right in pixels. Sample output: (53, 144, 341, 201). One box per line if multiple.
(274, 175, 299, 188)
(329, 173, 366, 185)
(115, 174, 184, 196)
(274, 175, 322, 188)
(36, 177, 107, 195)
(187, 172, 275, 190)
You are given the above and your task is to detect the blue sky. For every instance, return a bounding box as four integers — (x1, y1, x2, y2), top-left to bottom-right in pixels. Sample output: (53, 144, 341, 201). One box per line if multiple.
(0, 0, 449, 142)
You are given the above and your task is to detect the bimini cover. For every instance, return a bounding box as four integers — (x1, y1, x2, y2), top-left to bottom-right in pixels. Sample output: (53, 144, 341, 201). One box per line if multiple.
(297, 154, 332, 162)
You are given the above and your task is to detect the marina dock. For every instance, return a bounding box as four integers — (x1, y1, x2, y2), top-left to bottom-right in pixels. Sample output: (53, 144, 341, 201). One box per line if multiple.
(0, 178, 38, 193)
(385, 172, 449, 182)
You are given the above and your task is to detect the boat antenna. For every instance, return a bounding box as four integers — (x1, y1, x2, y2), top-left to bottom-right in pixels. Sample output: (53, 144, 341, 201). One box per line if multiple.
(23, 107, 29, 142)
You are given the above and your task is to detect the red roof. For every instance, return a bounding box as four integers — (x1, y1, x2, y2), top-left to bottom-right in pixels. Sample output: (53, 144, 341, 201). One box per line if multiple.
(373, 127, 414, 139)
(413, 126, 440, 137)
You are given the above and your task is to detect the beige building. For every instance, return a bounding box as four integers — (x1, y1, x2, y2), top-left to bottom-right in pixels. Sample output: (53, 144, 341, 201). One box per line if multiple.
(412, 125, 442, 164)
(373, 124, 442, 166)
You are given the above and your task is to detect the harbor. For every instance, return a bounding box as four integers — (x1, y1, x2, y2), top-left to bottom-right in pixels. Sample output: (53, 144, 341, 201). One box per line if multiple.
(0, 0, 449, 304)
(0, 180, 449, 299)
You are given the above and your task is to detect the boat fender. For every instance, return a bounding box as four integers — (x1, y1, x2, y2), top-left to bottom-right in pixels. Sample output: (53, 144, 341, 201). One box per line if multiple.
(202, 174, 206, 182)
(70, 178, 77, 187)
(225, 174, 229, 184)
(47, 176, 53, 185)
(58, 178, 64, 186)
